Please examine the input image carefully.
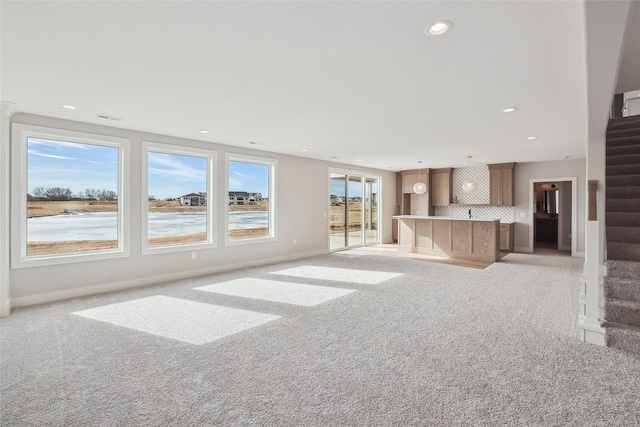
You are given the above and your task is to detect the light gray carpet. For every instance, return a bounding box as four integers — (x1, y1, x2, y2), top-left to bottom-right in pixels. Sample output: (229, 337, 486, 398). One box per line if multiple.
(2, 251, 639, 426)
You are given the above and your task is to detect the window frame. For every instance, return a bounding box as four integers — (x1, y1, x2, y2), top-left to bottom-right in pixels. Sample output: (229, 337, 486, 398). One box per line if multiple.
(141, 141, 217, 255)
(225, 153, 277, 246)
(11, 123, 130, 269)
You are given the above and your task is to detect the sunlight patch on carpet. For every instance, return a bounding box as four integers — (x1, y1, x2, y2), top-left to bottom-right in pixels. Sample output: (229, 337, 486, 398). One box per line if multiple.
(270, 265, 402, 284)
(72, 295, 280, 345)
(195, 278, 356, 306)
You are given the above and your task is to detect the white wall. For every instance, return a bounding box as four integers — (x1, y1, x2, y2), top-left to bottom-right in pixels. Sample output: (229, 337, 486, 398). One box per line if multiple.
(513, 159, 586, 254)
(6, 114, 396, 307)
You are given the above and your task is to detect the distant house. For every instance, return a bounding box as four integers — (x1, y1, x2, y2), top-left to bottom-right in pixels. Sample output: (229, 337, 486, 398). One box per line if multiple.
(180, 192, 206, 206)
(330, 194, 344, 206)
(229, 192, 262, 205)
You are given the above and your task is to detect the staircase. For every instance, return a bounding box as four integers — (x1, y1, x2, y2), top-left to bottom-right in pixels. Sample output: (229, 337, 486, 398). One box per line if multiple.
(603, 115, 640, 354)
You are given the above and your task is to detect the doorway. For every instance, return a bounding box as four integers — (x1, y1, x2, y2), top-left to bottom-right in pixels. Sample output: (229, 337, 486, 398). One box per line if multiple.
(329, 171, 380, 251)
(528, 177, 577, 255)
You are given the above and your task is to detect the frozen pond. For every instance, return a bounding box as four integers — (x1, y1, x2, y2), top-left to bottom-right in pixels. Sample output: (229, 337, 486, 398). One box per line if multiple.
(27, 211, 269, 241)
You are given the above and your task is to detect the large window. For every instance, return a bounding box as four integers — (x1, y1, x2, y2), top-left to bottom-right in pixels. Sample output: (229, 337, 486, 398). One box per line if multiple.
(226, 154, 276, 244)
(142, 142, 215, 254)
(11, 124, 130, 267)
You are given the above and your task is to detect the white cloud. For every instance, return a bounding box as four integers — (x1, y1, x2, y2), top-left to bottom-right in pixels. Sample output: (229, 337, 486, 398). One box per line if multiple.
(28, 138, 90, 150)
(148, 153, 207, 181)
(28, 150, 76, 160)
(228, 177, 244, 189)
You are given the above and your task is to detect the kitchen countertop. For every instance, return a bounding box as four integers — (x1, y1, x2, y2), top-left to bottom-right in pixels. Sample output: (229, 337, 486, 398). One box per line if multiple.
(393, 215, 500, 223)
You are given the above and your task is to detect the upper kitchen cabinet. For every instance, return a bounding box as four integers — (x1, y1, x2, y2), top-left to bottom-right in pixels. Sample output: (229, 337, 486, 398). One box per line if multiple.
(431, 168, 452, 206)
(401, 171, 418, 194)
(488, 163, 516, 206)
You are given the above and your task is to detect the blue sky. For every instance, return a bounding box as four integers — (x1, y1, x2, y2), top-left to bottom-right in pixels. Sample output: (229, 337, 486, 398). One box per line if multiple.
(330, 176, 363, 197)
(228, 161, 269, 197)
(27, 137, 269, 200)
(148, 152, 207, 199)
(28, 137, 118, 197)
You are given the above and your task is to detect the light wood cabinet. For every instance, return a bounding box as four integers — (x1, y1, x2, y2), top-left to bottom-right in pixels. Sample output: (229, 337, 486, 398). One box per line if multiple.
(402, 173, 418, 194)
(392, 218, 398, 242)
(499, 223, 514, 251)
(431, 168, 452, 206)
(489, 163, 515, 206)
(396, 172, 402, 207)
(396, 216, 501, 262)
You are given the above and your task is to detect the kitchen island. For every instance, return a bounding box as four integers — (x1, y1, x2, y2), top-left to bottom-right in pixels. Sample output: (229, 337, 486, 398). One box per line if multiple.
(393, 215, 501, 263)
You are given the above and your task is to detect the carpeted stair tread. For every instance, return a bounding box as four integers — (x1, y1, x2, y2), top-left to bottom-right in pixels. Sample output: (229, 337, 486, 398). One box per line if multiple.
(607, 128, 640, 139)
(603, 322, 640, 355)
(607, 242, 640, 262)
(606, 186, 640, 198)
(606, 226, 640, 244)
(605, 199, 640, 212)
(606, 212, 640, 227)
(606, 164, 640, 176)
(606, 259, 640, 279)
(607, 144, 640, 156)
(607, 115, 640, 130)
(606, 175, 640, 187)
(604, 276, 640, 303)
(604, 298, 640, 328)
(606, 154, 640, 166)
(606, 135, 640, 148)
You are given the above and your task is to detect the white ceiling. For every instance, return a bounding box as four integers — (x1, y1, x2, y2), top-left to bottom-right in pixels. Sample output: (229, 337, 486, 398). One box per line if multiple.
(1, 1, 636, 171)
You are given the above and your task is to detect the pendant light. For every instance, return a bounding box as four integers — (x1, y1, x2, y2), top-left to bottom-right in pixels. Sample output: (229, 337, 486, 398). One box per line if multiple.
(413, 161, 427, 194)
(462, 180, 477, 194)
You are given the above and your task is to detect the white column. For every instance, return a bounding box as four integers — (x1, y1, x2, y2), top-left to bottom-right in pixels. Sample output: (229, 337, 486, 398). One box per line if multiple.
(0, 102, 17, 317)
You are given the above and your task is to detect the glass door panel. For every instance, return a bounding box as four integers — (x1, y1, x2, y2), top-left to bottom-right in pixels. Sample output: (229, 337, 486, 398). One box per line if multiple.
(348, 176, 363, 247)
(330, 174, 347, 250)
(365, 178, 379, 244)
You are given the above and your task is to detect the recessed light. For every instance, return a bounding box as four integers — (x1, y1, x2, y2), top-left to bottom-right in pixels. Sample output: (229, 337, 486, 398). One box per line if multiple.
(462, 162, 467, 165)
(562, 155, 571, 159)
(200, 130, 209, 134)
(356, 159, 362, 162)
(503, 107, 517, 113)
(426, 20, 452, 36)
(527, 136, 537, 140)
(62, 104, 77, 110)
(301, 148, 308, 152)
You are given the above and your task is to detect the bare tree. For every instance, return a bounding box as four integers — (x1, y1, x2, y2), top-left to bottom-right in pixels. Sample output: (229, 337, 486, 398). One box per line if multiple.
(45, 187, 72, 201)
(32, 187, 45, 199)
(84, 189, 98, 200)
(97, 190, 117, 201)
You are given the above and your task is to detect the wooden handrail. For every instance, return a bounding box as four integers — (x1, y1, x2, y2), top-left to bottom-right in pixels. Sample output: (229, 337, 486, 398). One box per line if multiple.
(588, 180, 597, 221)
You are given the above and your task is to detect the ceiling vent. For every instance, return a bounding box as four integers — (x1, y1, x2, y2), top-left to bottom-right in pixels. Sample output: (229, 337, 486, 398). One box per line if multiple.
(96, 114, 122, 121)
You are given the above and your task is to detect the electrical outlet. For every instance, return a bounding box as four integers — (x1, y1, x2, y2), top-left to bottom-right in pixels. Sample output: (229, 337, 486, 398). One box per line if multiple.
(191, 251, 196, 259)
(293, 239, 297, 245)
(323, 212, 327, 218)
(520, 212, 526, 218)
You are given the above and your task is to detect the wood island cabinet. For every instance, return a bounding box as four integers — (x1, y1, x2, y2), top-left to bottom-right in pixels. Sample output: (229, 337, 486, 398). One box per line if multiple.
(489, 163, 515, 206)
(431, 168, 452, 207)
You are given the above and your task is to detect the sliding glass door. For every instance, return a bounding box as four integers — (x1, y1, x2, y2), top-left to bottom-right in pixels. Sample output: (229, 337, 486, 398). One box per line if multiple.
(330, 173, 347, 250)
(329, 171, 380, 251)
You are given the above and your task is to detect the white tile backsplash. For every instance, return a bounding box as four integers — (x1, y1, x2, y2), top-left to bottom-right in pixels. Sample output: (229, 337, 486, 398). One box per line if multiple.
(434, 205, 515, 223)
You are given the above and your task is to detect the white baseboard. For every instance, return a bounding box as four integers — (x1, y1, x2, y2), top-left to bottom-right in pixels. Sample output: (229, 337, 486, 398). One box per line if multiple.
(514, 246, 532, 253)
(11, 248, 328, 309)
(0, 297, 11, 318)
